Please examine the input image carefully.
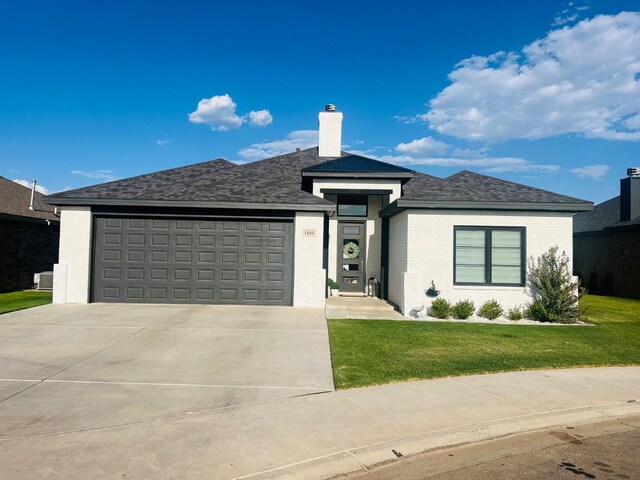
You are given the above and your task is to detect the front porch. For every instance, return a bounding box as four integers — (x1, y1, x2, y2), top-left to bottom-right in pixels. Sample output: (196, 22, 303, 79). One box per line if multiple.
(325, 295, 405, 320)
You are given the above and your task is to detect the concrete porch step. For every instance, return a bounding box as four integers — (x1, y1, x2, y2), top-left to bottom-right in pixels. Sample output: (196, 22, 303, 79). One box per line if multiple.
(325, 296, 402, 319)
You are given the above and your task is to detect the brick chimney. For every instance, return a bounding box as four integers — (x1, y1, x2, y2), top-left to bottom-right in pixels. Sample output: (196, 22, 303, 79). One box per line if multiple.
(620, 167, 640, 221)
(318, 104, 343, 157)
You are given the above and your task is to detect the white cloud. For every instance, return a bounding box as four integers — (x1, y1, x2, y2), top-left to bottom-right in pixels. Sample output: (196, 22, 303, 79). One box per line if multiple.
(72, 170, 118, 181)
(570, 164, 610, 180)
(377, 154, 560, 173)
(553, 2, 590, 26)
(423, 13, 640, 142)
(12, 179, 49, 194)
(395, 136, 450, 156)
(238, 130, 317, 161)
(156, 136, 171, 147)
(393, 115, 421, 124)
(188, 94, 273, 132)
(450, 146, 491, 158)
(188, 94, 244, 131)
(248, 109, 273, 127)
(553, 13, 578, 26)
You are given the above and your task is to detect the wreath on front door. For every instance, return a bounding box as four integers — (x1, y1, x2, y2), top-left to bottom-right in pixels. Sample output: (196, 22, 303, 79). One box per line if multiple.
(343, 241, 360, 259)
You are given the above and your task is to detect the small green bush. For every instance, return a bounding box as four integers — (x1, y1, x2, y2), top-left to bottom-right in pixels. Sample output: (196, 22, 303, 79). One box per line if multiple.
(526, 246, 586, 323)
(478, 299, 503, 320)
(429, 298, 451, 319)
(507, 306, 524, 321)
(451, 300, 475, 320)
(327, 278, 340, 289)
(526, 300, 546, 321)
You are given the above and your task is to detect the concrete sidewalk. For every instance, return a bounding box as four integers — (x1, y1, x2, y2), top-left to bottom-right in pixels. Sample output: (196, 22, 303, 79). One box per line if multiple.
(1, 367, 639, 479)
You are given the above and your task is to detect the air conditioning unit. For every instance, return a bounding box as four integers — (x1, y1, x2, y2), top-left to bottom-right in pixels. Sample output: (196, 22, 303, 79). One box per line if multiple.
(34, 271, 54, 290)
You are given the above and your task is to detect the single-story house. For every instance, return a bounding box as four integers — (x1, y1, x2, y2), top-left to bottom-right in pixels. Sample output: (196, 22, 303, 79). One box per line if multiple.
(0, 177, 60, 293)
(573, 168, 640, 299)
(45, 106, 593, 313)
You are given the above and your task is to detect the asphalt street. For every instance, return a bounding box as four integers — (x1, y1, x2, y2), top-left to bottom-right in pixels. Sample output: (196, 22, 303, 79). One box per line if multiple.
(343, 415, 640, 480)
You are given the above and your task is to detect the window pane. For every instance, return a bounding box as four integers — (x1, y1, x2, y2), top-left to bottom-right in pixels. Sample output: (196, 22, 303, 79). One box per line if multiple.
(456, 265, 485, 283)
(491, 230, 522, 284)
(338, 204, 367, 216)
(492, 230, 521, 248)
(457, 230, 485, 247)
(455, 230, 485, 283)
(337, 195, 368, 217)
(343, 226, 360, 234)
(492, 266, 522, 284)
(492, 248, 521, 266)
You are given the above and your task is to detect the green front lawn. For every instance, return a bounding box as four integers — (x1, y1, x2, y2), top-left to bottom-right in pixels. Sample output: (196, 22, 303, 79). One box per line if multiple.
(0, 290, 53, 314)
(328, 295, 640, 389)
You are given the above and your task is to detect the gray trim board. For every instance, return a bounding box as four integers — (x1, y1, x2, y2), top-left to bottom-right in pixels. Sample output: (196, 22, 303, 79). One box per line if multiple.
(302, 172, 413, 179)
(319, 188, 393, 195)
(0, 213, 60, 225)
(46, 197, 335, 212)
(380, 199, 593, 217)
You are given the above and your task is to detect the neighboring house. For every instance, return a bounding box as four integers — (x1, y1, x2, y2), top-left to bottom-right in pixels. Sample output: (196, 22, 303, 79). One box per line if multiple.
(573, 168, 640, 299)
(45, 106, 592, 313)
(0, 177, 60, 293)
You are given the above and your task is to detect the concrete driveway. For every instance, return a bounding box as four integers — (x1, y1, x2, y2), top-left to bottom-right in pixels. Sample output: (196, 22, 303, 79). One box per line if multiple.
(0, 303, 334, 440)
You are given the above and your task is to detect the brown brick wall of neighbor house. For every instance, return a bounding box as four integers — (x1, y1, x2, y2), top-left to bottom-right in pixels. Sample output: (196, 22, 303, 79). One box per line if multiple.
(0, 218, 60, 293)
(574, 231, 640, 299)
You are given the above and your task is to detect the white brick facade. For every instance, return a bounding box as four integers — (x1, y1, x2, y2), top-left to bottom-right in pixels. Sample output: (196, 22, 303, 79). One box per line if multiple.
(392, 209, 574, 314)
(53, 206, 92, 304)
(388, 210, 408, 312)
(293, 211, 326, 308)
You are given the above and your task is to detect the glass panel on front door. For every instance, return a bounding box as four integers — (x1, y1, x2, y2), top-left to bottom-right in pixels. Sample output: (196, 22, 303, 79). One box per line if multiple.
(338, 222, 366, 293)
(343, 226, 360, 235)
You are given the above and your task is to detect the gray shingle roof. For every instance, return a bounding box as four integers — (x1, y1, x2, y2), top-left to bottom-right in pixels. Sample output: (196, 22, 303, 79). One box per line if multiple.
(45, 147, 591, 213)
(402, 170, 588, 204)
(573, 196, 620, 233)
(573, 196, 640, 233)
(0, 177, 58, 222)
(237, 147, 341, 187)
(46, 155, 333, 209)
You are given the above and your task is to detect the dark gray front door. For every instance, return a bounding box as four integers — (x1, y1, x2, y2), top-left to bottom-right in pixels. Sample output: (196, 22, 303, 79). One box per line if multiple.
(337, 221, 366, 293)
(92, 217, 293, 305)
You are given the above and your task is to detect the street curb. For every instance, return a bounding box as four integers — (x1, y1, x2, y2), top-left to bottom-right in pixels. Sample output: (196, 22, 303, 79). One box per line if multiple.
(241, 401, 640, 479)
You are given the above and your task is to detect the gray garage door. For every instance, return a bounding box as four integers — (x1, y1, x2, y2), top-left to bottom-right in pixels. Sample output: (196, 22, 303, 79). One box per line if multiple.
(92, 217, 293, 305)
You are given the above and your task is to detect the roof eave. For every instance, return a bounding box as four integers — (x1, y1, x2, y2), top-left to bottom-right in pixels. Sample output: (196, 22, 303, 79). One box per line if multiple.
(0, 212, 60, 225)
(44, 197, 335, 213)
(380, 199, 594, 217)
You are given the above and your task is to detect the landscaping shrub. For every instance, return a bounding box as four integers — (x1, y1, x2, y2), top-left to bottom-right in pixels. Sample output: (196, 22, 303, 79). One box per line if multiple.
(507, 306, 524, 321)
(478, 299, 503, 320)
(526, 246, 586, 323)
(451, 300, 475, 320)
(327, 278, 340, 289)
(525, 300, 546, 322)
(429, 298, 451, 319)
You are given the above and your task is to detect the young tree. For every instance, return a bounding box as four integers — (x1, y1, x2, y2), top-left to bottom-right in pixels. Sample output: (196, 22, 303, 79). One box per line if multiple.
(526, 246, 586, 323)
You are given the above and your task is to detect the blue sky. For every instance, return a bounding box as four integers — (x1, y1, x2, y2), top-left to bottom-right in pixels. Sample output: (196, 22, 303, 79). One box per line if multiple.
(1, 0, 639, 203)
